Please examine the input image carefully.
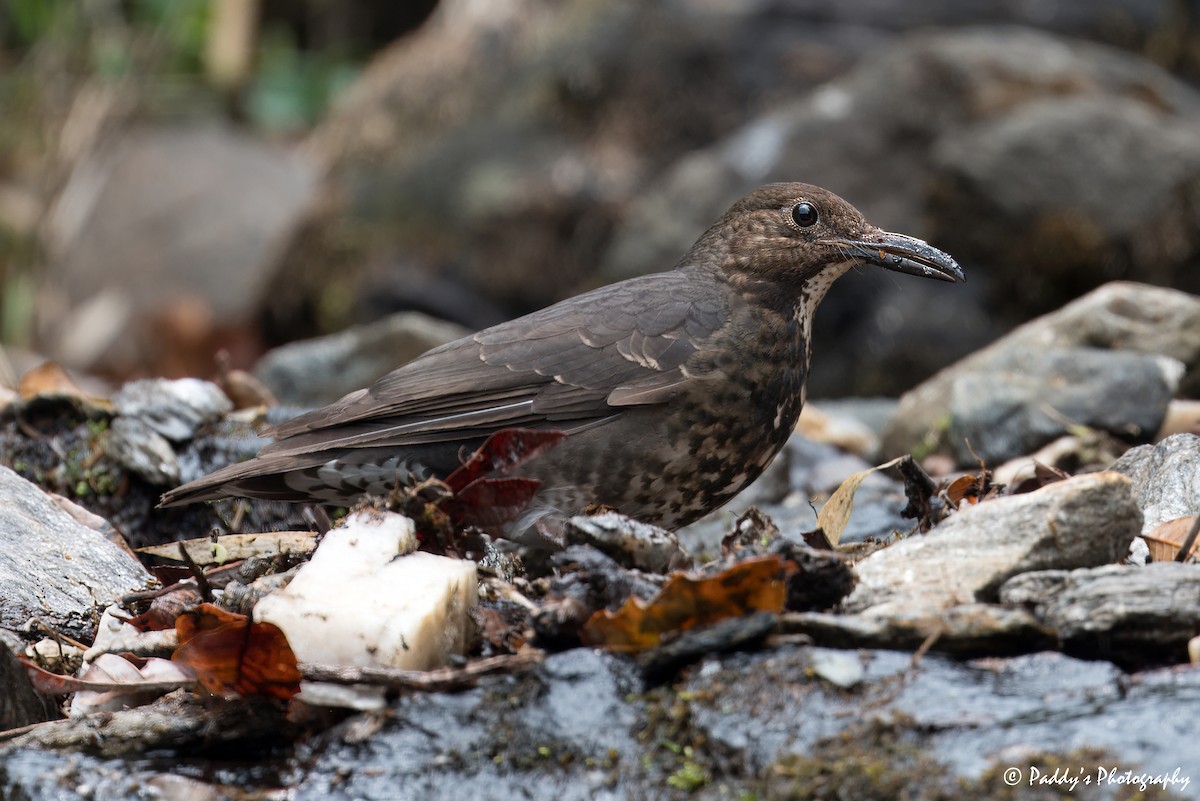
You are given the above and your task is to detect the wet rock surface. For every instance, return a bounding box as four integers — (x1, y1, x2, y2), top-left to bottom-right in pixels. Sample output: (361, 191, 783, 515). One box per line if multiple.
(4, 647, 1198, 799)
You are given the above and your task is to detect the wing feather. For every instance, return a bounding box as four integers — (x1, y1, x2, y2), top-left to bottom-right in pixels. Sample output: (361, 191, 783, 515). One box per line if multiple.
(260, 267, 733, 454)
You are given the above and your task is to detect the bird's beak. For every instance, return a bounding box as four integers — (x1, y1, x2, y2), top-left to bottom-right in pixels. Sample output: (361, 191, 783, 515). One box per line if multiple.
(823, 231, 965, 283)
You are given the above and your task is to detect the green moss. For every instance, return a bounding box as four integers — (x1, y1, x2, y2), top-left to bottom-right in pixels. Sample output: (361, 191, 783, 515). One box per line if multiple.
(911, 411, 953, 462)
(667, 758, 709, 792)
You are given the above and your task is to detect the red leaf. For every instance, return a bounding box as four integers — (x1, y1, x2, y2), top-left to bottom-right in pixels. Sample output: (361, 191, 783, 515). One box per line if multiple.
(173, 603, 300, 700)
(443, 477, 543, 532)
(445, 429, 566, 492)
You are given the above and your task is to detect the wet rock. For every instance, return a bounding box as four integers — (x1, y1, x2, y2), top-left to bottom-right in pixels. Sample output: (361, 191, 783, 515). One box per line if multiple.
(1110, 433, 1200, 534)
(254, 311, 468, 407)
(843, 472, 1140, 616)
(295, 648, 645, 800)
(1000, 562, 1200, 666)
(0, 467, 154, 642)
(4, 644, 1200, 798)
(686, 647, 1200, 785)
(943, 347, 1181, 464)
(884, 282, 1200, 461)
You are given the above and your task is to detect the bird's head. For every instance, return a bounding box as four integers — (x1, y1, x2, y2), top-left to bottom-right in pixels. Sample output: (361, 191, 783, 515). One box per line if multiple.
(689, 182, 964, 294)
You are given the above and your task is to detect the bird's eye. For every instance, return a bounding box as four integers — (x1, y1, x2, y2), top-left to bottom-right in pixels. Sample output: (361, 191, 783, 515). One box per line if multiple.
(790, 202, 819, 228)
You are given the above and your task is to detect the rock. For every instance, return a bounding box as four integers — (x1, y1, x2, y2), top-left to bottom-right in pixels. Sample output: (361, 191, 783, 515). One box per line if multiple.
(884, 282, 1200, 460)
(930, 96, 1200, 319)
(796, 401, 883, 459)
(780, 605, 1053, 656)
(40, 126, 317, 377)
(562, 512, 686, 573)
(1000, 562, 1200, 666)
(106, 417, 181, 486)
(843, 472, 1140, 616)
(943, 347, 1181, 464)
(112, 379, 233, 442)
(254, 311, 468, 407)
(1109, 433, 1200, 534)
(0, 467, 154, 642)
(107, 378, 234, 486)
(599, 28, 1200, 395)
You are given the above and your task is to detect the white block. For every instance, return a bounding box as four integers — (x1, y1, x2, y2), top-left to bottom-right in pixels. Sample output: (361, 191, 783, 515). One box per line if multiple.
(253, 512, 477, 672)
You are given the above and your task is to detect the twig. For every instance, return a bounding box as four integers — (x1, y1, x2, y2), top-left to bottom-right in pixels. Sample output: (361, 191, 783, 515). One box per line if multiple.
(300, 651, 544, 693)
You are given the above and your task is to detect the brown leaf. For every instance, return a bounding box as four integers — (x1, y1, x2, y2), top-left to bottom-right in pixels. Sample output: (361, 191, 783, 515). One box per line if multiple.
(944, 473, 983, 506)
(581, 555, 796, 653)
(1145, 516, 1200, 563)
(173, 603, 300, 700)
(18, 362, 88, 400)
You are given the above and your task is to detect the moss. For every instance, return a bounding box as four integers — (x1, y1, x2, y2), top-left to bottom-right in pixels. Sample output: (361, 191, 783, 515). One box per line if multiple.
(912, 411, 953, 462)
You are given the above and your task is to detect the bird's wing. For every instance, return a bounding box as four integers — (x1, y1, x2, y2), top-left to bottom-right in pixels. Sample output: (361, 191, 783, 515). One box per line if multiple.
(258, 268, 732, 456)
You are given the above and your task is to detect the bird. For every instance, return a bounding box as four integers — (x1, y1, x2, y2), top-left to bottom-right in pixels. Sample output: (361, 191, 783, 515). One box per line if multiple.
(161, 182, 963, 543)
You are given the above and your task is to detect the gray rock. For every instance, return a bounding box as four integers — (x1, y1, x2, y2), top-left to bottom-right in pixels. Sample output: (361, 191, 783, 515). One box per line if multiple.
(112, 378, 232, 442)
(106, 417, 180, 485)
(562, 512, 686, 573)
(843, 471, 1140, 616)
(781, 604, 1052, 656)
(254, 311, 467, 407)
(41, 126, 317, 375)
(1109, 433, 1200, 534)
(944, 347, 1181, 464)
(598, 28, 1200, 396)
(0, 467, 154, 641)
(884, 282, 1200, 461)
(930, 96, 1200, 319)
(1000, 562, 1200, 661)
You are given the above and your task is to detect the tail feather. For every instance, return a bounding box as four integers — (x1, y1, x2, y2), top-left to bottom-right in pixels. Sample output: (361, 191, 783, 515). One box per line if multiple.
(158, 453, 332, 507)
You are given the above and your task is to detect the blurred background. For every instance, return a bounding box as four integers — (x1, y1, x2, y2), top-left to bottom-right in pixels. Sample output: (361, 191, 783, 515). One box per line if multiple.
(2, 0, 1199, 402)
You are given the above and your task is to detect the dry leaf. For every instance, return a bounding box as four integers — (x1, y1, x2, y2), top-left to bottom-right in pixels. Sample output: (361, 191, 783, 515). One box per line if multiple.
(581, 555, 796, 652)
(18, 362, 87, 400)
(173, 603, 301, 700)
(1144, 516, 1200, 563)
(138, 531, 318, 566)
(816, 456, 905, 546)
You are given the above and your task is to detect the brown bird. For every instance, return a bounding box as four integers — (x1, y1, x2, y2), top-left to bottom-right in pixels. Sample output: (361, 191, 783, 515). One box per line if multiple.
(161, 183, 963, 542)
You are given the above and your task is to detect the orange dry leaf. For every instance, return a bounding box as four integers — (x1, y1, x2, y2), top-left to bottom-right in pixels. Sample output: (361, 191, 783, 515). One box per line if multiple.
(581, 555, 796, 652)
(173, 603, 301, 700)
(18, 362, 88, 400)
(944, 473, 983, 506)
